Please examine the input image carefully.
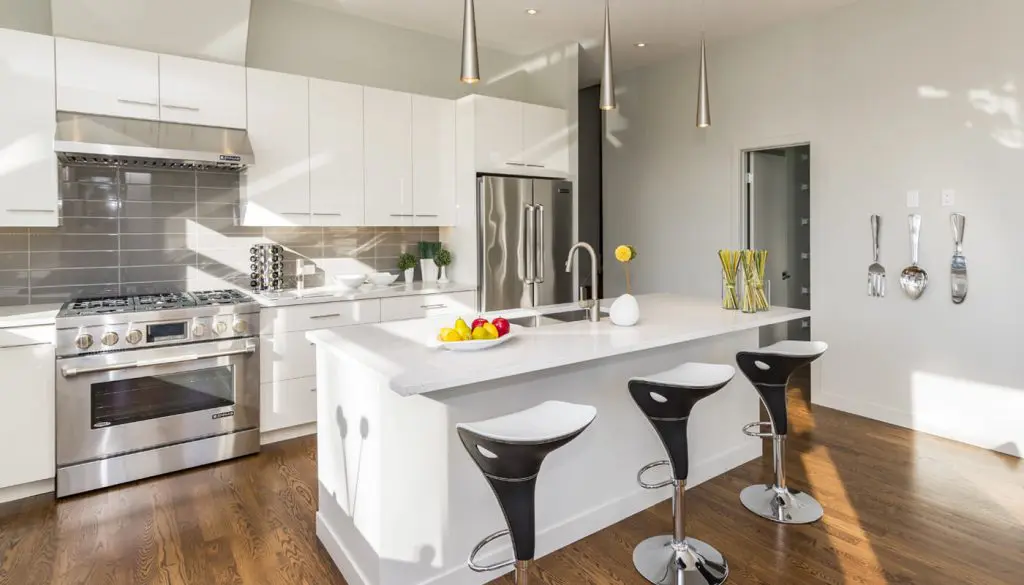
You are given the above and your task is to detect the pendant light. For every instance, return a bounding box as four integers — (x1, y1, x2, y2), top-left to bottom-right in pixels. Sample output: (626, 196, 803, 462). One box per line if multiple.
(696, 1, 711, 127)
(460, 0, 480, 84)
(599, 0, 617, 110)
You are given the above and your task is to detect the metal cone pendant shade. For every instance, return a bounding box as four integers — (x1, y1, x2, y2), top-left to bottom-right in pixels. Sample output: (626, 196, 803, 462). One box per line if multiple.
(600, 0, 617, 110)
(460, 0, 480, 83)
(696, 36, 711, 127)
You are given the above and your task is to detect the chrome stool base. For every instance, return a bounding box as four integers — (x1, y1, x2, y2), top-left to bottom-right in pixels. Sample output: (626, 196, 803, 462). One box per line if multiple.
(633, 535, 729, 585)
(740, 484, 823, 524)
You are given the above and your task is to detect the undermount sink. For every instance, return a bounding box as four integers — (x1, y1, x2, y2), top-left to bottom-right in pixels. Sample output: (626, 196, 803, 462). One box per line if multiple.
(508, 308, 606, 328)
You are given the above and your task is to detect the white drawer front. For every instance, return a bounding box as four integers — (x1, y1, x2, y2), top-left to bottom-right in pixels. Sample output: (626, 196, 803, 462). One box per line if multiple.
(260, 299, 381, 335)
(260, 376, 318, 432)
(260, 331, 316, 383)
(380, 291, 477, 322)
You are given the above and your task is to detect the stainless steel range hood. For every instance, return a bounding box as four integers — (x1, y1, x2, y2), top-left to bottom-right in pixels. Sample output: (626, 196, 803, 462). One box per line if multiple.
(54, 112, 254, 171)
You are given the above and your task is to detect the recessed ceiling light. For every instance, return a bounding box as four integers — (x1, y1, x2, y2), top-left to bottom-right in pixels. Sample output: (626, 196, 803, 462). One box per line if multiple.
(635, 42, 647, 47)
(526, 8, 538, 15)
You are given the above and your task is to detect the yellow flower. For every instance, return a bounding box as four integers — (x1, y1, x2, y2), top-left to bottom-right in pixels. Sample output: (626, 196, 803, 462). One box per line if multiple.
(615, 245, 636, 263)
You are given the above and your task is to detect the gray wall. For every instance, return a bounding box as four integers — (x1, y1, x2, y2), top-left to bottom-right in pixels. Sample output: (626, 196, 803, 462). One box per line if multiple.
(0, 0, 50, 34)
(0, 165, 437, 306)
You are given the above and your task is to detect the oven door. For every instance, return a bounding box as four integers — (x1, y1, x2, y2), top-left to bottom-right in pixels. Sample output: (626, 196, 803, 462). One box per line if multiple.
(56, 337, 260, 467)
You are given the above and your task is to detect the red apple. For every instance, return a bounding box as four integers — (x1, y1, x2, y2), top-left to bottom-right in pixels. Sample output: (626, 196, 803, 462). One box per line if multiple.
(492, 317, 510, 337)
(471, 317, 489, 330)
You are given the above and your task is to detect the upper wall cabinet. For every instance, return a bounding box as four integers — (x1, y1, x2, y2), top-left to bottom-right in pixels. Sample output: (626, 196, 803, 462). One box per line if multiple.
(309, 79, 364, 226)
(243, 68, 310, 226)
(412, 95, 456, 227)
(56, 38, 246, 129)
(470, 96, 569, 175)
(158, 55, 247, 129)
(364, 87, 413, 227)
(0, 29, 59, 227)
(56, 38, 161, 121)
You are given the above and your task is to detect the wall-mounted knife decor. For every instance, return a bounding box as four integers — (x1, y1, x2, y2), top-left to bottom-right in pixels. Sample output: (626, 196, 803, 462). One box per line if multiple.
(950, 213, 967, 304)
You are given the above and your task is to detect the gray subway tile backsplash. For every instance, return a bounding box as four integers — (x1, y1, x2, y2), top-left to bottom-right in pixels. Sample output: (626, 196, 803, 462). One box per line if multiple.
(0, 165, 440, 305)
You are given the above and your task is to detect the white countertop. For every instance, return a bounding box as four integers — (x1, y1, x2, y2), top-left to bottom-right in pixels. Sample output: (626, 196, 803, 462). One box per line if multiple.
(307, 293, 811, 396)
(254, 282, 476, 308)
(0, 304, 62, 329)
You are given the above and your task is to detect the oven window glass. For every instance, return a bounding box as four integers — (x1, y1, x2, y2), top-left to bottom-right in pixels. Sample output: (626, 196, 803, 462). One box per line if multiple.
(91, 366, 234, 428)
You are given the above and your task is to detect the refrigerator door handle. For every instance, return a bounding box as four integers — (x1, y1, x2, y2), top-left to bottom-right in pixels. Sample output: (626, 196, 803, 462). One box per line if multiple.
(534, 204, 545, 283)
(525, 204, 536, 284)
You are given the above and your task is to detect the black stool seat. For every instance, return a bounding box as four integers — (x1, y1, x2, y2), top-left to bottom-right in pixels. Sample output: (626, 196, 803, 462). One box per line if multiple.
(629, 362, 734, 585)
(737, 340, 828, 524)
(458, 400, 596, 584)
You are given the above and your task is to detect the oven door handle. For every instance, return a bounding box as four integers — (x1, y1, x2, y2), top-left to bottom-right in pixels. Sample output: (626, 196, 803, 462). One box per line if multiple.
(60, 342, 257, 378)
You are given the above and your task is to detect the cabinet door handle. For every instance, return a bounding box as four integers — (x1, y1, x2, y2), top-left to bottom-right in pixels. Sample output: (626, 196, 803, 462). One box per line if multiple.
(313, 212, 343, 216)
(162, 104, 201, 111)
(117, 98, 158, 107)
(390, 214, 414, 217)
(420, 304, 447, 309)
(6, 208, 55, 213)
(281, 212, 310, 216)
(415, 214, 439, 217)
(310, 387, 317, 393)
(506, 162, 527, 166)
(526, 163, 546, 168)
(309, 313, 342, 320)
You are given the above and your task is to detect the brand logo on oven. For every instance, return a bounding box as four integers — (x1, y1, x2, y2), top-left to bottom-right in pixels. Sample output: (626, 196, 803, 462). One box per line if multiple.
(213, 410, 235, 420)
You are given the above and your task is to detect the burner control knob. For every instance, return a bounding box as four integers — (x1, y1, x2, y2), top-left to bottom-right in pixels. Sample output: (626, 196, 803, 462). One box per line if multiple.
(100, 331, 119, 346)
(232, 320, 248, 334)
(126, 330, 143, 345)
(214, 321, 228, 335)
(192, 323, 207, 338)
(75, 333, 94, 351)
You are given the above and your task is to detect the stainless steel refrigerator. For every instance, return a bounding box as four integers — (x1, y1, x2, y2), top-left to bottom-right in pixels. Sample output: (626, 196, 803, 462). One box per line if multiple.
(478, 175, 575, 311)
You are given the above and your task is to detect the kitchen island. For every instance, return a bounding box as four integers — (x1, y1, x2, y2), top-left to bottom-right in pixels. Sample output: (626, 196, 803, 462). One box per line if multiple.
(307, 294, 810, 585)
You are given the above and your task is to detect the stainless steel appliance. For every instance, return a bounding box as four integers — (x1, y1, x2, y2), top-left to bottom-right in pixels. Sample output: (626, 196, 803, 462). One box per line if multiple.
(53, 112, 254, 170)
(54, 290, 260, 497)
(479, 175, 575, 311)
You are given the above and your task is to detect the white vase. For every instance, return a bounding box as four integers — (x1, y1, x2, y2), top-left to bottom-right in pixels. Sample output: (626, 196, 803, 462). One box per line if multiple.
(403, 268, 415, 283)
(609, 294, 640, 326)
(420, 259, 437, 283)
(438, 266, 449, 284)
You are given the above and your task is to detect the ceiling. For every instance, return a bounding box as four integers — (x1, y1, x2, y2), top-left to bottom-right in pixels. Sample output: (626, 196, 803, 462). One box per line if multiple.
(292, 0, 858, 71)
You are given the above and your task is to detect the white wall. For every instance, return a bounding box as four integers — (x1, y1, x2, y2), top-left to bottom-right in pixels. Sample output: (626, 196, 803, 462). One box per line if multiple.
(247, 0, 570, 107)
(604, 0, 1024, 458)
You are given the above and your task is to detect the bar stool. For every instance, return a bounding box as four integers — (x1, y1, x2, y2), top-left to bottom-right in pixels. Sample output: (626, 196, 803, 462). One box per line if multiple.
(737, 340, 828, 524)
(630, 362, 735, 585)
(457, 400, 597, 585)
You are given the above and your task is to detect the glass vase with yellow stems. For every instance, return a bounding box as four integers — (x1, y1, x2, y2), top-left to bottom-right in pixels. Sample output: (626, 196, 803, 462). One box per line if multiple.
(610, 245, 640, 326)
(741, 249, 770, 313)
(718, 249, 742, 310)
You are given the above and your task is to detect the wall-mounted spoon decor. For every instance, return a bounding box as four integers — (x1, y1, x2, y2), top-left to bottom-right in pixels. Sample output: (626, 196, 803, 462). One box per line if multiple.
(900, 214, 928, 299)
(950, 213, 967, 304)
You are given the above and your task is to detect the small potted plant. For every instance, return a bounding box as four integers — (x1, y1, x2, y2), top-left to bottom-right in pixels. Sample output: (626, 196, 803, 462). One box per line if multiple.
(418, 241, 440, 283)
(398, 252, 417, 284)
(434, 248, 453, 284)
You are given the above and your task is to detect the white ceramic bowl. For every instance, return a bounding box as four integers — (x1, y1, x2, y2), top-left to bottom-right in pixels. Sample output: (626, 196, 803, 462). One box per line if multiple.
(439, 331, 516, 352)
(333, 274, 366, 289)
(367, 272, 399, 287)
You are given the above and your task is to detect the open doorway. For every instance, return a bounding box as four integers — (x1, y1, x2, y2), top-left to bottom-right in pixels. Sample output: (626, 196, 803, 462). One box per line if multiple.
(743, 144, 812, 401)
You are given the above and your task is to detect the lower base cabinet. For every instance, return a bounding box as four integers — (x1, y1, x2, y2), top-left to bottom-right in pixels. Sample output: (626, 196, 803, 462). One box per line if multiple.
(0, 334, 55, 491)
(260, 376, 318, 433)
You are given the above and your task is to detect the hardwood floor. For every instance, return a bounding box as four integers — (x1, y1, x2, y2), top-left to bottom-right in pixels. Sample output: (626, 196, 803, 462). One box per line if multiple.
(2, 394, 1022, 585)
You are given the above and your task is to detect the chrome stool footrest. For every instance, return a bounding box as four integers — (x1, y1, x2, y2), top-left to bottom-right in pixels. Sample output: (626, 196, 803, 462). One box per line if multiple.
(637, 460, 674, 489)
(742, 421, 775, 438)
(467, 529, 515, 573)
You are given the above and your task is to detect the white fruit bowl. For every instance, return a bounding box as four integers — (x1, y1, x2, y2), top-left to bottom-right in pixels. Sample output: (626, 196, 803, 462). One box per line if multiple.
(439, 331, 516, 352)
(333, 274, 366, 289)
(368, 272, 399, 287)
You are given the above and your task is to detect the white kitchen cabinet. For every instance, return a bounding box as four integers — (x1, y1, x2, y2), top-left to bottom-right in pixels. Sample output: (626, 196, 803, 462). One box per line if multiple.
(0, 29, 59, 227)
(380, 291, 477, 322)
(523, 103, 569, 173)
(261, 376, 318, 432)
(364, 87, 413, 226)
(473, 96, 525, 172)
(260, 329, 317, 383)
(259, 299, 381, 336)
(412, 95, 456, 226)
(0, 331, 55, 490)
(56, 37, 160, 121)
(158, 54, 247, 129)
(242, 68, 310, 226)
(309, 79, 364, 226)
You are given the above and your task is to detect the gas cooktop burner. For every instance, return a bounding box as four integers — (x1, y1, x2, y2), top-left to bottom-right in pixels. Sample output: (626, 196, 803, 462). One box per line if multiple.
(57, 290, 254, 318)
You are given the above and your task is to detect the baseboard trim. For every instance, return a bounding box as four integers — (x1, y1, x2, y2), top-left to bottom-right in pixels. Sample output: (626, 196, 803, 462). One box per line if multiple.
(814, 391, 1022, 459)
(261, 422, 316, 445)
(0, 478, 54, 504)
(317, 512, 373, 585)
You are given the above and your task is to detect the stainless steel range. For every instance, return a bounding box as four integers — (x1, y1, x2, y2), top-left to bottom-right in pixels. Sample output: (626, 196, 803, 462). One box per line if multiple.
(54, 290, 261, 497)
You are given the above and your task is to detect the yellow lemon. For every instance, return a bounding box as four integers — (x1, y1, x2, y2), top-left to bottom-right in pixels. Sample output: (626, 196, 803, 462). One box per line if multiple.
(483, 322, 499, 339)
(439, 328, 462, 343)
(471, 326, 490, 340)
(615, 245, 635, 263)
